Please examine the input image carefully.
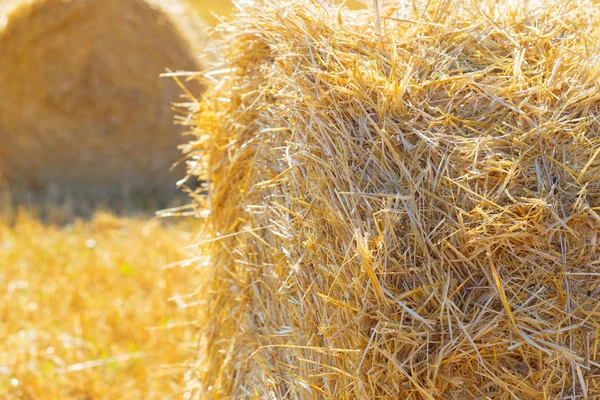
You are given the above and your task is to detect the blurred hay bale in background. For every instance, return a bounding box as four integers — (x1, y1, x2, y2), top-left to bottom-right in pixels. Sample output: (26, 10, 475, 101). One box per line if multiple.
(184, 0, 600, 398)
(0, 0, 205, 202)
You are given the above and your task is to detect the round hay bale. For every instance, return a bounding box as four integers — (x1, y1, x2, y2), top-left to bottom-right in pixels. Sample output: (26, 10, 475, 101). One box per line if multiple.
(184, 0, 600, 398)
(0, 0, 205, 196)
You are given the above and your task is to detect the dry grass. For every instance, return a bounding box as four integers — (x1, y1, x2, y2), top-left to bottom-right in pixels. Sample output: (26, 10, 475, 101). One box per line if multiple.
(183, 0, 600, 398)
(0, 210, 200, 399)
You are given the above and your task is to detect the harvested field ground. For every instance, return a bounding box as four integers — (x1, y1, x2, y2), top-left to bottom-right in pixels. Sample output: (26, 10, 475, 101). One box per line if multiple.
(0, 210, 200, 399)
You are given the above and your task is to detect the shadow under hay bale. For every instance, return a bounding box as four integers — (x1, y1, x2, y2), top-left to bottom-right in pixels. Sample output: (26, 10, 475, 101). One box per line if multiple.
(0, 0, 205, 206)
(0, 183, 194, 225)
(184, 0, 600, 398)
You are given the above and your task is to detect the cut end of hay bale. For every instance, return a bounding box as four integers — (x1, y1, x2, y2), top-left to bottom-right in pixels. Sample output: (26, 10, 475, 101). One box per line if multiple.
(0, 0, 205, 195)
(184, 0, 600, 398)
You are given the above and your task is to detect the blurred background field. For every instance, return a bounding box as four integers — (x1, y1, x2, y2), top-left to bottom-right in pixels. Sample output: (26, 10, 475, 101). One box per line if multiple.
(186, 0, 363, 25)
(0, 0, 222, 398)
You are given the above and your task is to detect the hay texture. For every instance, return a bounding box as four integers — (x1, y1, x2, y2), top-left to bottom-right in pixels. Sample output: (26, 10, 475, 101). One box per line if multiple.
(0, 0, 204, 194)
(185, 0, 600, 398)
